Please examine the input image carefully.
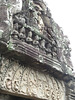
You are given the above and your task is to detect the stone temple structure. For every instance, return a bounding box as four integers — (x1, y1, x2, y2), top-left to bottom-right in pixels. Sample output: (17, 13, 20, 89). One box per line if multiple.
(0, 0, 75, 100)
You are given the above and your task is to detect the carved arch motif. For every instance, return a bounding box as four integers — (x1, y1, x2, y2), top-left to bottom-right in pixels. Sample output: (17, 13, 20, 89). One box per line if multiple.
(0, 57, 65, 100)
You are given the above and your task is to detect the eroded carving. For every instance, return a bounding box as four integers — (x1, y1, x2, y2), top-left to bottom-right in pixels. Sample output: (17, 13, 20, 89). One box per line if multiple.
(0, 1, 74, 100)
(11, 0, 58, 60)
(0, 0, 73, 71)
(0, 57, 65, 100)
(0, 0, 22, 42)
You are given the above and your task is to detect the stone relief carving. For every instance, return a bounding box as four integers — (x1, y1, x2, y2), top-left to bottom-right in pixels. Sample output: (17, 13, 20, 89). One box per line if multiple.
(12, 0, 72, 69)
(0, 57, 65, 100)
(11, 0, 57, 59)
(51, 21, 73, 70)
(0, 0, 73, 71)
(0, 1, 74, 100)
(0, 0, 22, 41)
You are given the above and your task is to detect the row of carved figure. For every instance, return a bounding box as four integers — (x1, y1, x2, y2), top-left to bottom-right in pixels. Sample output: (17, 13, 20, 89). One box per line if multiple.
(0, 0, 73, 69)
(12, 0, 73, 69)
(12, 10, 58, 58)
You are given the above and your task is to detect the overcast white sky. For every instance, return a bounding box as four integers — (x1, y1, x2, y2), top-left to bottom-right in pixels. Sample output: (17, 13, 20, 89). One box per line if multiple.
(44, 0, 75, 71)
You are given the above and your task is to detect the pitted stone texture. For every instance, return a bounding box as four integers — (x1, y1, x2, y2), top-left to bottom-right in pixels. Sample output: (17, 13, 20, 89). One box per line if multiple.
(0, 0, 73, 72)
(0, 5, 7, 21)
(0, 57, 66, 100)
(0, 5, 8, 31)
(0, 0, 22, 41)
(7, 0, 22, 14)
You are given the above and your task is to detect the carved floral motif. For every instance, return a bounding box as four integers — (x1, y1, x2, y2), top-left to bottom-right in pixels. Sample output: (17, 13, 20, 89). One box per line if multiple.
(0, 57, 65, 100)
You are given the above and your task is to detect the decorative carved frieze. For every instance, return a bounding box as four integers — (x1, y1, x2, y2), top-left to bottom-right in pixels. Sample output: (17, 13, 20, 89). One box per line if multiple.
(0, 57, 66, 100)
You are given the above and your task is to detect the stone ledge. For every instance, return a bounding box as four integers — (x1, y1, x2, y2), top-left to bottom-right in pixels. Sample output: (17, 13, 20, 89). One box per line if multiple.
(0, 41, 74, 82)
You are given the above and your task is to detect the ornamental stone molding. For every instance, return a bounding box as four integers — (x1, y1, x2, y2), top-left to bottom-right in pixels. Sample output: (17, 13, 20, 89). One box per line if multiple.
(0, 57, 66, 100)
(0, 0, 75, 100)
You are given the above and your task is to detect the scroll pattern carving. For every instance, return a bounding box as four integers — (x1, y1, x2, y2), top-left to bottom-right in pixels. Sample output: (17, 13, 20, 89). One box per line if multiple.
(0, 57, 65, 100)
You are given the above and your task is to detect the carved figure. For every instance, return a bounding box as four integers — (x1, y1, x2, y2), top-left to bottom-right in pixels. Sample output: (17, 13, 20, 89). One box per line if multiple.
(0, 1, 74, 100)
(0, 0, 73, 77)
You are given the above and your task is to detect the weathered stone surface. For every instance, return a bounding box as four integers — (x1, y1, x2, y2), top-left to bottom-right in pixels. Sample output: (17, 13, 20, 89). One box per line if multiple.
(0, 57, 65, 100)
(0, 0, 73, 75)
(65, 78, 75, 100)
(0, 5, 8, 31)
(0, 0, 75, 100)
(0, 0, 22, 41)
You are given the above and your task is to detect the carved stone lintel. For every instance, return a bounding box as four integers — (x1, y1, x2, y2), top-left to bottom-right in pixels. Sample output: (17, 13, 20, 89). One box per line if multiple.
(0, 57, 66, 100)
